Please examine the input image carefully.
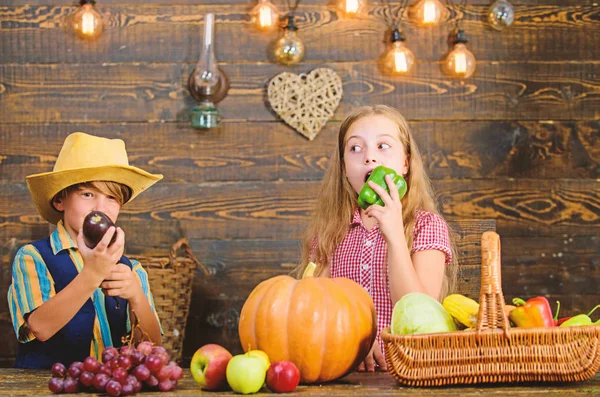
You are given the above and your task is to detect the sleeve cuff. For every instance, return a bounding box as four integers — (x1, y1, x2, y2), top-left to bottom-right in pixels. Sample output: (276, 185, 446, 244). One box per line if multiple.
(17, 318, 37, 343)
(411, 243, 453, 265)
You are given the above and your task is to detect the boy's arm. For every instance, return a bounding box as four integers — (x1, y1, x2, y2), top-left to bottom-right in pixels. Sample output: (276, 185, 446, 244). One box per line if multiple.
(128, 291, 162, 346)
(9, 244, 56, 343)
(102, 262, 162, 346)
(9, 244, 102, 343)
(27, 271, 102, 341)
(129, 261, 162, 345)
(28, 228, 124, 341)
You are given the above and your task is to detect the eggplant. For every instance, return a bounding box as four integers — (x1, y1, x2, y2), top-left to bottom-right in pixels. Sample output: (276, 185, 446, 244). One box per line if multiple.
(82, 211, 116, 249)
(82, 210, 121, 309)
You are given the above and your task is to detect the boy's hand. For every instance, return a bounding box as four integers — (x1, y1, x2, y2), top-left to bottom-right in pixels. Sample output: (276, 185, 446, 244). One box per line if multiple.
(364, 174, 404, 244)
(77, 226, 124, 286)
(101, 263, 144, 303)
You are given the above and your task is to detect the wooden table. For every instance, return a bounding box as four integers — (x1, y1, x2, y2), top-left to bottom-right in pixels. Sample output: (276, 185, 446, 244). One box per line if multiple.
(1, 369, 599, 396)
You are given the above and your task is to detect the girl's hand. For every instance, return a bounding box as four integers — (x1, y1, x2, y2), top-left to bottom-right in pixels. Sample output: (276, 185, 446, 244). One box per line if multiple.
(101, 263, 144, 303)
(364, 174, 404, 243)
(78, 226, 124, 285)
(357, 340, 387, 372)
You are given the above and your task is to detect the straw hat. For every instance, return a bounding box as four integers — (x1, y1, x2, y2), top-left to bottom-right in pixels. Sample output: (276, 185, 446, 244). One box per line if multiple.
(26, 132, 163, 224)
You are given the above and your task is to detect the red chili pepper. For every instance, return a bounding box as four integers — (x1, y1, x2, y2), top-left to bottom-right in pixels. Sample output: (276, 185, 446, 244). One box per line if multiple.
(510, 296, 556, 328)
(553, 300, 571, 325)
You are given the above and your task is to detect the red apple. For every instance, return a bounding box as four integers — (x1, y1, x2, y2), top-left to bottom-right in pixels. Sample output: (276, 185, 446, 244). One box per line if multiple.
(266, 361, 300, 393)
(190, 344, 232, 390)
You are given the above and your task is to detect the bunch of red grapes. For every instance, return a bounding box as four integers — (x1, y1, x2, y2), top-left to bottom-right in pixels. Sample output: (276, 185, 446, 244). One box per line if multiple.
(48, 342, 183, 396)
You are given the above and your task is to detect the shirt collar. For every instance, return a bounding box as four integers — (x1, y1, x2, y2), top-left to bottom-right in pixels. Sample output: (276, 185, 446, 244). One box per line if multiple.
(350, 208, 362, 226)
(350, 207, 383, 233)
(50, 220, 78, 255)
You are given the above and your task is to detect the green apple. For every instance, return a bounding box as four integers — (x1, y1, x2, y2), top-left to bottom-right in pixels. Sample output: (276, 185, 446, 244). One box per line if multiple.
(226, 353, 267, 394)
(247, 349, 270, 371)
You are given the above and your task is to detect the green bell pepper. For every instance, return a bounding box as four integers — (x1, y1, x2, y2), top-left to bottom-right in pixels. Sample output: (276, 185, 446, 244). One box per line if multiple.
(559, 304, 600, 327)
(357, 165, 407, 210)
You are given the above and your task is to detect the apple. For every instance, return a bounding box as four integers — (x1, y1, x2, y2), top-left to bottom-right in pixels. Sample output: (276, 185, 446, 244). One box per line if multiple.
(226, 353, 268, 394)
(247, 349, 270, 371)
(266, 361, 300, 393)
(190, 344, 233, 391)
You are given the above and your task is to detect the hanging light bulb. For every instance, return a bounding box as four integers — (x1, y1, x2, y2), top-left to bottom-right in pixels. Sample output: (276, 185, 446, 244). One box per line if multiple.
(72, 0, 103, 40)
(412, 0, 444, 26)
(251, 0, 280, 31)
(488, 0, 515, 31)
(189, 13, 229, 129)
(383, 29, 414, 75)
(272, 15, 304, 65)
(338, 0, 365, 17)
(443, 29, 476, 79)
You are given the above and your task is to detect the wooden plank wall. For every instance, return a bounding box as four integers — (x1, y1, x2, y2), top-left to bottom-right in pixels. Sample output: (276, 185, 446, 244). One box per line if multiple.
(0, 0, 599, 366)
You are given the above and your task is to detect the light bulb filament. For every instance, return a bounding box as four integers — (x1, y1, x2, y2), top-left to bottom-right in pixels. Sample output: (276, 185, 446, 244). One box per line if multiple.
(345, 0, 359, 14)
(454, 52, 467, 74)
(81, 11, 96, 35)
(384, 38, 414, 75)
(394, 51, 408, 73)
(258, 5, 273, 28)
(423, 1, 437, 23)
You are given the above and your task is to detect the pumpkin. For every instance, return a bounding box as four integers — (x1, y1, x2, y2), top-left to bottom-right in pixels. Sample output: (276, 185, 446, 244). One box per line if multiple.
(238, 274, 377, 383)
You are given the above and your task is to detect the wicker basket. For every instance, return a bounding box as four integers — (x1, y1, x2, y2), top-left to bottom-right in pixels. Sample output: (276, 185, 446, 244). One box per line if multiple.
(129, 238, 208, 363)
(381, 231, 600, 386)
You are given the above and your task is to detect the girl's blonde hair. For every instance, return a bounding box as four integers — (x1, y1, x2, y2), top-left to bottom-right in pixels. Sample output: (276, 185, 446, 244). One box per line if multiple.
(297, 105, 458, 299)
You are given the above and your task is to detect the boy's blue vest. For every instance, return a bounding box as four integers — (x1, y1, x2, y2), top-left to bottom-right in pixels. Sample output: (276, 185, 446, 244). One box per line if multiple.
(14, 237, 131, 368)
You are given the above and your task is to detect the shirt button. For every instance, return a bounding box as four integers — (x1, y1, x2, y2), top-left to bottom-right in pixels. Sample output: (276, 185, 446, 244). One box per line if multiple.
(362, 263, 369, 270)
(365, 240, 372, 247)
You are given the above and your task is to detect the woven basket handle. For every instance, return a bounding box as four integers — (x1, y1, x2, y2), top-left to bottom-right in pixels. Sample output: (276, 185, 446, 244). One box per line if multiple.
(169, 238, 210, 276)
(476, 231, 511, 336)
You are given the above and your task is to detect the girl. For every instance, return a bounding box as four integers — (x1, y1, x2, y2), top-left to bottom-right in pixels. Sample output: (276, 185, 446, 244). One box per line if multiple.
(297, 105, 457, 372)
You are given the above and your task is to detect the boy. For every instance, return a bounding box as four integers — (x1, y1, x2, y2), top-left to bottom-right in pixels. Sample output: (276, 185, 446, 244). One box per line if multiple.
(8, 132, 163, 368)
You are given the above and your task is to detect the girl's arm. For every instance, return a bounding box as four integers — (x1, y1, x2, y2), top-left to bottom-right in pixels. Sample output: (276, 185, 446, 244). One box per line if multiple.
(364, 176, 447, 303)
(387, 240, 445, 303)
